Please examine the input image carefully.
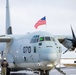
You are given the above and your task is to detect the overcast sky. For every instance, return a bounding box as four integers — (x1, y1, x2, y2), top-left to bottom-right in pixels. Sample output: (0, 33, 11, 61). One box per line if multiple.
(0, 0, 76, 58)
(0, 0, 76, 35)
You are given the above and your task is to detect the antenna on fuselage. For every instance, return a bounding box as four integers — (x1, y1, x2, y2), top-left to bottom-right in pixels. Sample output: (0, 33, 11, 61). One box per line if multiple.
(6, 0, 12, 34)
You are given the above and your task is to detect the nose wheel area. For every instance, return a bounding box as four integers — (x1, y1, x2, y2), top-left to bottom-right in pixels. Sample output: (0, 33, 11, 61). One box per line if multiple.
(40, 70, 49, 75)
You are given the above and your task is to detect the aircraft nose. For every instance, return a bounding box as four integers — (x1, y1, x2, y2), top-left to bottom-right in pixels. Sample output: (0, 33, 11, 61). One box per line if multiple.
(40, 51, 59, 62)
(41, 54, 59, 64)
(47, 53, 58, 62)
(45, 48, 60, 62)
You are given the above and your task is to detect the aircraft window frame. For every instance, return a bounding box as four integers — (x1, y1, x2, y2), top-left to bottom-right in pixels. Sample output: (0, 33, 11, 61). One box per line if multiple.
(37, 38, 39, 42)
(51, 37, 55, 41)
(34, 38, 38, 43)
(39, 37, 44, 41)
(30, 35, 39, 43)
(45, 37, 51, 41)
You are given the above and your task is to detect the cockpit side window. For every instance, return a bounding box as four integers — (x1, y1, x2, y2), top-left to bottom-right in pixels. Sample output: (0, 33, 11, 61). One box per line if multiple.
(39, 37, 44, 41)
(51, 37, 55, 41)
(45, 37, 51, 41)
(30, 35, 39, 43)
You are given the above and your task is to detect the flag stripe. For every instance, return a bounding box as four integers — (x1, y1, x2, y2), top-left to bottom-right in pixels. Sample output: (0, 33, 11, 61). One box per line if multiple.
(34, 16, 46, 29)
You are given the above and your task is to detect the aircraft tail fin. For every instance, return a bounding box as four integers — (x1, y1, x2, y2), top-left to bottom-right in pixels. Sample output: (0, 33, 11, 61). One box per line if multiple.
(7, 26, 12, 34)
(6, 0, 12, 34)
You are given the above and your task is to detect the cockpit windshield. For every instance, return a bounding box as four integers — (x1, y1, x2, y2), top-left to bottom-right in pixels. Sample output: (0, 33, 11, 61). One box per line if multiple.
(30, 35, 52, 43)
(39, 37, 51, 41)
(45, 37, 51, 41)
(39, 37, 44, 41)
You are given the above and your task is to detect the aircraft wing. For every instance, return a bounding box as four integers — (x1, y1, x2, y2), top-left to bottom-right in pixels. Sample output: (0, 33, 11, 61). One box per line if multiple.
(0, 36, 12, 42)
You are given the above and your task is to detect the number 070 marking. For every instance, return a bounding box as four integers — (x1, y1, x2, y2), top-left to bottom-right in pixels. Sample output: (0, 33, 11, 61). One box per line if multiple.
(23, 46, 31, 53)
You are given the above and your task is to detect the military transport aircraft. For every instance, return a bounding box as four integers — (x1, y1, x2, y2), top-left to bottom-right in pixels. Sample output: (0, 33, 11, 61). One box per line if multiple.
(0, 0, 76, 75)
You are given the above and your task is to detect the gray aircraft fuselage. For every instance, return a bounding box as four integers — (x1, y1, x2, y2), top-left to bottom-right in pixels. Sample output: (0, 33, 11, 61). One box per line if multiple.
(0, 31, 62, 70)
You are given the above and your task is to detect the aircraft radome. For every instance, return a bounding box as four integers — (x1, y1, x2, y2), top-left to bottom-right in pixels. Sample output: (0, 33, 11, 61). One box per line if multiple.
(0, 0, 76, 75)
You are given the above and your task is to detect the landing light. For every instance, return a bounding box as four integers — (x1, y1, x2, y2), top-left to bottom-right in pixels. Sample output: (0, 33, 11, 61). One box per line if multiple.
(47, 64, 53, 67)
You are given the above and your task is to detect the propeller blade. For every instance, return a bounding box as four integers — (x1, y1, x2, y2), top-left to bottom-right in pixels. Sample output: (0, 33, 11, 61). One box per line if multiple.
(66, 38, 73, 42)
(63, 49, 69, 54)
(71, 25, 75, 39)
